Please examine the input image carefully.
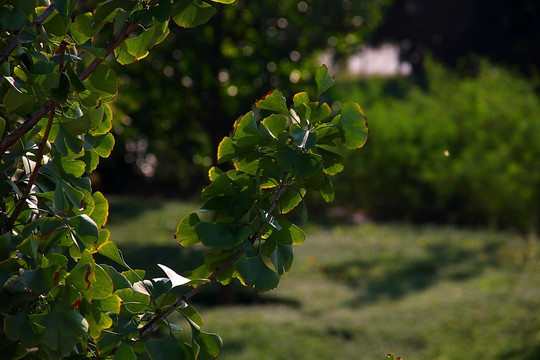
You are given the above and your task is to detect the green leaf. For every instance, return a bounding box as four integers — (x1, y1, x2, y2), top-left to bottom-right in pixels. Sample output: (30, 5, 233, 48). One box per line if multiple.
(320, 176, 335, 202)
(85, 133, 115, 158)
(20, 264, 60, 294)
(93, 264, 114, 300)
(217, 136, 237, 163)
(50, 72, 70, 103)
(98, 241, 127, 268)
(316, 147, 344, 175)
(270, 244, 293, 275)
(304, 102, 332, 123)
(101, 264, 131, 290)
(293, 91, 310, 107)
(178, 301, 204, 327)
(201, 173, 235, 199)
(337, 101, 368, 149)
(113, 342, 137, 360)
(85, 64, 118, 98)
(191, 324, 223, 360)
(90, 191, 109, 228)
(259, 114, 287, 139)
(32, 310, 89, 357)
(3, 87, 37, 115)
(53, 0, 78, 27)
(268, 217, 305, 245)
(146, 335, 192, 360)
(294, 152, 323, 179)
(115, 288, 150, 314)
(114, 24, 165, 65)
(90, 103, 113, 135)
(278, 187, 306, 213)
(79, 299, 113, 339)
(231, 111, 260, 148)
(0, 117, 5, 137)
(4, 313, 45, 348)
(172, 0, 217, 28)
(315, 65, 334, 98)
(69, 215, 99, 246)
(195, 222, 239, 249)
(256, 90, 289, 114)
(236, 254, 280, 292)
(175, 212, 201, 246)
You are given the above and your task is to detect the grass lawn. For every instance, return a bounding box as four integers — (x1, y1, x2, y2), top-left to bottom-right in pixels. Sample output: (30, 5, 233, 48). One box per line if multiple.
(105, 196, 540, 360)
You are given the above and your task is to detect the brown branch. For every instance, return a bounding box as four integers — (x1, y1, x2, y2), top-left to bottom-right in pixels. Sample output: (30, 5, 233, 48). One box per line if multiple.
(6, 101, 56, 229)
(0, 4, 57, 66)
(4, 40, 69, 230)
(139, 172, 290, 338)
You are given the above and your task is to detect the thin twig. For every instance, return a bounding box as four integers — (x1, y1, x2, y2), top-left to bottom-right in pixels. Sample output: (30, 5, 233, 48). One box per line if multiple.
(139, 172, 290, 338)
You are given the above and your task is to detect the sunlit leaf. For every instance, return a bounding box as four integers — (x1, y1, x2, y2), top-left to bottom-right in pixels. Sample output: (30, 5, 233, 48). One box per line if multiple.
(293, 91, 310, 107)
(217, 136, 237, 163)
(175, 212, 201, 246)
(115, 288, 150, 314)
(231, 111, 260, 148)
(337, 101, 368, 149)
(277, 187, 306, 213)
(90, 191, 109, 228)
(315, 65, 334, 98)
(172, 0, 216, 28)
(157, 264, 191, 288)
(256, 90, 289, 113)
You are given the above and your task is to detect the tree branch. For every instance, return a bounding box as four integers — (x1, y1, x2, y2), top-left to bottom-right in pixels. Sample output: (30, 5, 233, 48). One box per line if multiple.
(5, 40, 69, 230)
(139, 172, 290, 338)
(0, 4, 56, 66)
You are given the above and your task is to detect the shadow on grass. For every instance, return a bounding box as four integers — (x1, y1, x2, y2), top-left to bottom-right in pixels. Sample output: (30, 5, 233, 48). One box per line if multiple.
(322, 240, 505, 307)
(96, 244, 300, 308)
(107, 197, 165, 223)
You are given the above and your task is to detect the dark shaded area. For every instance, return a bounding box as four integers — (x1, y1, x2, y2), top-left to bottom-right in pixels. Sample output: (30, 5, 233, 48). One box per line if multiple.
(372, 0, 540, 76)
(322, 238, 506, 307)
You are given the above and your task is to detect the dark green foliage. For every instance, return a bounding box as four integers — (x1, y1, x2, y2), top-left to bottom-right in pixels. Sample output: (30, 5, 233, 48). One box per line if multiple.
(331, 59, 540, 232)
(0, 1, 369, 357)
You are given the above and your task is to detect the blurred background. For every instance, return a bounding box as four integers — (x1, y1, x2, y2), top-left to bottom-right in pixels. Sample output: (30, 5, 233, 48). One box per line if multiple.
(98, 0, 540, 358)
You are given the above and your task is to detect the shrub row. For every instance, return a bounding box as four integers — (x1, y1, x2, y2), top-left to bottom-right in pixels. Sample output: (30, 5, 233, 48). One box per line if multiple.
(329, 59, 540, 232)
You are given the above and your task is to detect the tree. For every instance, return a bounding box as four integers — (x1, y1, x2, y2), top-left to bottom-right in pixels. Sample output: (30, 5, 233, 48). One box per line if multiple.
(0, 0, 368, 358)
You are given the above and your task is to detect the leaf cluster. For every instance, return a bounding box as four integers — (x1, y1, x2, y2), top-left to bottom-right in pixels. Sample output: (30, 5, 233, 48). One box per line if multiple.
(176, 66, 367, 293)
(0, 1, 367, 359)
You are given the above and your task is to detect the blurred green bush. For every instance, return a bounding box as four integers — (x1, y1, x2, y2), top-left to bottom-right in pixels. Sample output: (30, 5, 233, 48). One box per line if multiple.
(330, 59, 540, 232)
